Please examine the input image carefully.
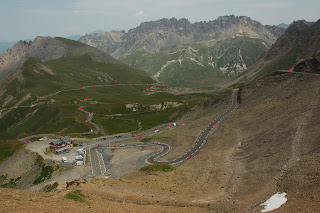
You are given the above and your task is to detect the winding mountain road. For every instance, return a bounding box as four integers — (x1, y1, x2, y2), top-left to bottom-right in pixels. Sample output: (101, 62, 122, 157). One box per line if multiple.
(146, 88, 239, 165)
(89, 89, 239, 176)
(19, 82, 240, 176)
(78, 106, 104, 135)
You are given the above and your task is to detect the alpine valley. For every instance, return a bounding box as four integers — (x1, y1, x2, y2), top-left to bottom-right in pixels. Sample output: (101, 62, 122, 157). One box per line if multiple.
(79, 15, 285, 87)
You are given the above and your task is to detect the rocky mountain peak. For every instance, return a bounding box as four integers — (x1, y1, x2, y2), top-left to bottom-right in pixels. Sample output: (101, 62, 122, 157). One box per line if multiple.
(285, 20, 309, 36)
(265, 20, 310, 60)
(127, 17, 192, 35)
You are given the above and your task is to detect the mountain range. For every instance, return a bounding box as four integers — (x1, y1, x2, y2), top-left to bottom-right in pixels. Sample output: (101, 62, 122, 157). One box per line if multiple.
(0, 15, 320, 213)
(79, 15, 286, 87)
(221, 18, 320, 88)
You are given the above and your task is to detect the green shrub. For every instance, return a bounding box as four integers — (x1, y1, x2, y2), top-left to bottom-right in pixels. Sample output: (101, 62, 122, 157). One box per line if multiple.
(65, 190, 85, 202)
(0, 140, 25, 163)
(33, 166, 54, 184)
(44, 182, 59, 192)
(140, 164, 175, 172)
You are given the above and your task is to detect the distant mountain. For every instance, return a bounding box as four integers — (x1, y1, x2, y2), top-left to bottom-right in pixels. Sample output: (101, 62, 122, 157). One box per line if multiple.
(277, 23, 289, 29)
(0, 37, 154, 140)
(79, 15, 285, 87)
(0, 37, 121, 83)
(220, 18, 320, 88)
(0, 42, 16, 54)
(65, 34, 83, 40)
(302, 20, 315, 26)
(89, 29, 105, 35)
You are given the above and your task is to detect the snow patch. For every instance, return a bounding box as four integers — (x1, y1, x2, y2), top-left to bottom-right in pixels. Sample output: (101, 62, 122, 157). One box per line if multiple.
(260, 192, 287, 212)
(168, 50, 180, 55)
(261, 41, 269, 49)
(208, 61, 215, 68)
(188, 46, 198, 53)
(190, 57, 204, 67)
(238, 49, 244, 62)
(154, 60, 178, 78)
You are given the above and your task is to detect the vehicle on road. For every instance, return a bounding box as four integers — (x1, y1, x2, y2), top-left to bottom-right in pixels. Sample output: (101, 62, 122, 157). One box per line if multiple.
(155, 130, 160, 133)
(173, 123, 177, 126)
(120, 144, 125, 147)
(115, 135, 121, 138)
(62, 157, 67, 163)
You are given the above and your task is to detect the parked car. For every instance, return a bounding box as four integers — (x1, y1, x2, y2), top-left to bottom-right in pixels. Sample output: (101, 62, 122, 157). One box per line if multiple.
(62, 157, 67, 163)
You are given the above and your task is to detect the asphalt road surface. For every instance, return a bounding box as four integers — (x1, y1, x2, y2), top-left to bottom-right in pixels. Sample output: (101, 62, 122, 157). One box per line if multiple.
(20, 85, 239, 176)
(90, 147, 106, 176)
(145, 88, 239, 165)
(78, 106, 104, 135)
(91, 89, 239, 176)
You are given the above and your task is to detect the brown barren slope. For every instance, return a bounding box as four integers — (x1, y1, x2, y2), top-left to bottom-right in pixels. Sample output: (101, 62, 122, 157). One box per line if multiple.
(0, 72, 319, 212)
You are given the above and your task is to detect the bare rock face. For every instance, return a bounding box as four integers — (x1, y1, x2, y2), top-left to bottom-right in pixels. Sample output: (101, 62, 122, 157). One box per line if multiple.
(0, 37, 67, 82)
(125, 103, 139, 112)
(293, 52, 320, 73)
(79, 15, 285, 59)
(27, 36, 67, 62)
(265, 21, 309, 60)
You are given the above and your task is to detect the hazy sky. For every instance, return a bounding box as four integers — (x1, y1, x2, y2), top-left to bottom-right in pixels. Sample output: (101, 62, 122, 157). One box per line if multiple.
(0, 0, 319, 41)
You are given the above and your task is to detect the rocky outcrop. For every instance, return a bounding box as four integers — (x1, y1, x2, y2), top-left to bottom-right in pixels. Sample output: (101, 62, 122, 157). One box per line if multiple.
(293, 52, 320, 73)
(0, 37, 67, 82)
(125, 103, 139, 112)
(125, 102, 183, 111)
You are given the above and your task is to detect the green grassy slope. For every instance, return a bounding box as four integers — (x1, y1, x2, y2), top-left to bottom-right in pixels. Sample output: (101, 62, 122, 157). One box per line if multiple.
(121, 37, 267, 88)
(0, 42, 216, 140)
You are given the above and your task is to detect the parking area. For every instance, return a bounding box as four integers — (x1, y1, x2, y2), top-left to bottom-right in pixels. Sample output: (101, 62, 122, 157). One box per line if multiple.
(26, 139, 87, 165)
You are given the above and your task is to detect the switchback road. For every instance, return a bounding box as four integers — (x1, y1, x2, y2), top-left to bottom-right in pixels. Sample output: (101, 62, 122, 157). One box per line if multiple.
(92, 89, 239, 174)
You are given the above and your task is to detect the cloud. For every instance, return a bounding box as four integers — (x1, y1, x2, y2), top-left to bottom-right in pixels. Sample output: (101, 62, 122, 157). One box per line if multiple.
(133, 11, 147, 18)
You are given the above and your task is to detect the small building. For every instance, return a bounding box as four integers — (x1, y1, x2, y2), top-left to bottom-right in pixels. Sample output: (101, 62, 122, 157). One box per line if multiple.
(56, 146, 68, 154)
(50, 140, 64, 147)
(60, 136, 72, 144)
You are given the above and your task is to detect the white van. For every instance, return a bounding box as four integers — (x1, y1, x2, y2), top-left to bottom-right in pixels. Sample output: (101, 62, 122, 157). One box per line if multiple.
(75, 161, 83, 166)
(75, 155, 83, 160)
(154, 130, 160, 133)
(62, 157, 67, 163)
(173, 123, 177, 126)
